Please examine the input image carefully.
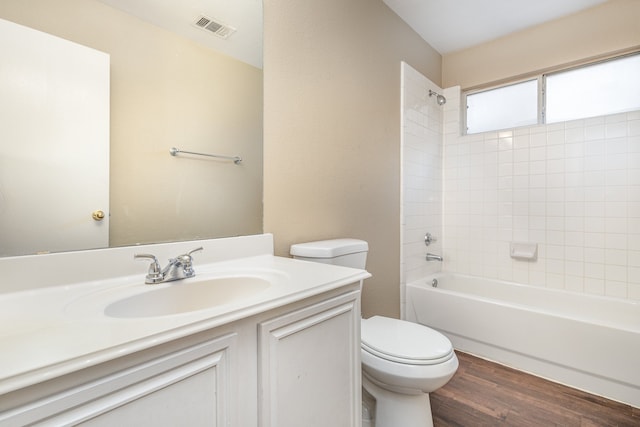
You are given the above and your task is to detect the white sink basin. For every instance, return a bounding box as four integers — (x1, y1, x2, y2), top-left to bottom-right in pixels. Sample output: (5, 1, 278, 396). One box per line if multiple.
(105, 277, 271, 318)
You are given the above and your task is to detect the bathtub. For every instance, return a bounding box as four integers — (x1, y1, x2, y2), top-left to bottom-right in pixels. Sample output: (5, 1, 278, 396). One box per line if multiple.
(404, 273, 640, 408)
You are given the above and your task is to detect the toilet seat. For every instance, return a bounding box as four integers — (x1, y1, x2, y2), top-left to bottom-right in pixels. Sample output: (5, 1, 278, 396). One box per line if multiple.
(361, 316, 454, 365)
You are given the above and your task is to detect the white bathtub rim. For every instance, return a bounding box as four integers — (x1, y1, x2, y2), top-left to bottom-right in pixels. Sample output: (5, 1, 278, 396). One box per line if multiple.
(406, 273, 640, 334)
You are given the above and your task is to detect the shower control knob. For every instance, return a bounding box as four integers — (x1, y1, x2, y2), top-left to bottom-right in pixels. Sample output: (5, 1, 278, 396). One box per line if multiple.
(424, 232, 437, 246)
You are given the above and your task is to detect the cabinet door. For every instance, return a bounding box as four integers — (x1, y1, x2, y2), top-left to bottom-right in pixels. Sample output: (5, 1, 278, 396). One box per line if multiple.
(1, 334, 236, 427)
(259, 291, 361, 427)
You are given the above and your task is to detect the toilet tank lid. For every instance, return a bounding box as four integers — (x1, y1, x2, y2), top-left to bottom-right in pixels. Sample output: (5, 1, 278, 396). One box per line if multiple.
(290, 238, 368, 258)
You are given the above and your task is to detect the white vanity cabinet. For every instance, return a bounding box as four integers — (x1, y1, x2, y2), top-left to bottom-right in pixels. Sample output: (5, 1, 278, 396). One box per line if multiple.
(0, 284, 361, 427)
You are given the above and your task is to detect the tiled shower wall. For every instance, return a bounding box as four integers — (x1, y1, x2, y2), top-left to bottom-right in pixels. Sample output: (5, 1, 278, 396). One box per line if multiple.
(400, 62, 444, 313)
(443, 85, 640, 301)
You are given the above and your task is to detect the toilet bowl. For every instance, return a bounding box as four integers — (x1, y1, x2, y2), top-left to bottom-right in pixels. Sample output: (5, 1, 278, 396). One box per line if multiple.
(290, 239, 458, 427)
(361, 316, 458, 427)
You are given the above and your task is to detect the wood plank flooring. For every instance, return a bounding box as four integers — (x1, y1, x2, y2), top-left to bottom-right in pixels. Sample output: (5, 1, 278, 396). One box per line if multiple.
(430, 351, 640, 426)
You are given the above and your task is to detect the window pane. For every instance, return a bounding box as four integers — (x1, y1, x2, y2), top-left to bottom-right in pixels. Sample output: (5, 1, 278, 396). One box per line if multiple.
(466, 79, 538, 134)
(546, 54, 640, 123)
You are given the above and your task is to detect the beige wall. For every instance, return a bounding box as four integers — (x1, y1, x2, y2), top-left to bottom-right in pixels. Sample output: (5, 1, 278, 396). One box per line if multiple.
(263, 0, 441, 318)
(0, 0, 263, 248)
(443, 0, 640, 89)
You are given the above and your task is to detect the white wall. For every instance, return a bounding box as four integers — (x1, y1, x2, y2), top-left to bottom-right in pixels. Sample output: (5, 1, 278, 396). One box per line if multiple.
(400, 63, 444, 314)
(442, 101, 640, 301)
(442, 0, 640, 90)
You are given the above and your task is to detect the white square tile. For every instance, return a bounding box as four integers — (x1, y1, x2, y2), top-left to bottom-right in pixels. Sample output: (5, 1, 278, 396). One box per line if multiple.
(584, 140, 605, 157)
(547, 159, 565, 174)
(629, 119, 640, 137)
(605, 170, 627, 186)
(547, 130, 565, 145)
(606, 122, 628, 139)
(605, 280, 627, 298)
(629, 218, 640, 234)
(605, 187, 627, 202)
(584, 171, 605, 186)
(584, 247, 605, 263)
(530, 132, 546, 147)
(627, 284, 640, 300)
(584, 156, 605, 171)
(585, 262, 605, 279)
(627, 267, 640, 284)
(605, 248, 627, 266)
(585, 125, 605, 141)
(585, 216, 605, 233)
(564, 142, 584, 158)
(606, 264, 627, 282)
(584, 232, 605, 248)
(546, 273, 565, 289)
(546, 173, 565, 188)
(565, 127, 584, 143)
(605, 233, 628, 250)
(565, 158, 584, 173)
(564, 276, 584, 293)
(605, 137, 628, 154)
(547, 144, 565, 159)
(529, 174, 546, 188)
(530, 146, 546, 161)
(605, 154, 628, 171)
(584, 278, 605, 295)
(584, 202, 606, 217)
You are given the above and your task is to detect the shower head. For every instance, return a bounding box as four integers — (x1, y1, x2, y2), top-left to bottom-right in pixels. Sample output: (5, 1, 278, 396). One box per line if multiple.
(428, 89, 446, 106)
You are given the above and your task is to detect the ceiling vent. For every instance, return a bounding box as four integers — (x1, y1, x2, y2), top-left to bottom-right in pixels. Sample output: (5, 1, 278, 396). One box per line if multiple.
(194, 15, 236, 39)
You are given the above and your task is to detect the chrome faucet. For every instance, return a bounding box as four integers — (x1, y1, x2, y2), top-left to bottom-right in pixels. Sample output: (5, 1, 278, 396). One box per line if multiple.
(426, 253, 443, 262)
(135, 247, 203, 284)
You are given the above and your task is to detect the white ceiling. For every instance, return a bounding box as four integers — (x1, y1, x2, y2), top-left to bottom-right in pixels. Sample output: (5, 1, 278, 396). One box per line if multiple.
(97, 0, 609, 69)
(382, 0, 609, 54)
(97, 0, 262, 68)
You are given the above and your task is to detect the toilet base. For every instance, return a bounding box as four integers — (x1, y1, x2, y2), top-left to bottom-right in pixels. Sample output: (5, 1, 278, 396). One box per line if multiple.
(362, 374, 434, 427)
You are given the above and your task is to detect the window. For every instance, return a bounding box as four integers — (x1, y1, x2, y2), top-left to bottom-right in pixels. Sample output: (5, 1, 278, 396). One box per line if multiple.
(546, 54, 640, 123)
(466, 79, 538, 134)
(464, 53, 640, 134)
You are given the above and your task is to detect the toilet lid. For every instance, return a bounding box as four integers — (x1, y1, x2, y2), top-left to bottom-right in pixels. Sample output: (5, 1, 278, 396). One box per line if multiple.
(361, 316, 453, 365)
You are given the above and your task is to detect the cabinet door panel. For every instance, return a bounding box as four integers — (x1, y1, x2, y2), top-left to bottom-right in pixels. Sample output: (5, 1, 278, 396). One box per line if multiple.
(259, 291, 361, 427)
(1, 334, 236, 427)
(79, 366, 218, 427)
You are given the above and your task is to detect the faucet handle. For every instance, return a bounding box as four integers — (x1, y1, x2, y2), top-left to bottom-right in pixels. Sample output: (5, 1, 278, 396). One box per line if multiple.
(424, 232, 438, 246)
(175, 247, 203, 276)
(176, 246, 203, 263)
(134, 253, 164, 284)
(187, 246, 204, 257)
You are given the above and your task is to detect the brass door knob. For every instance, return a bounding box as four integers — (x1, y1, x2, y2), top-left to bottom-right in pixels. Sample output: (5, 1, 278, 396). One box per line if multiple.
(92, 210, 106, 221)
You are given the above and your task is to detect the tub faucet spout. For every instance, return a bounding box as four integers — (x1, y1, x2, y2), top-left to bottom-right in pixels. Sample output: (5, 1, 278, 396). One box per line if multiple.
(426, 253, 443, 262)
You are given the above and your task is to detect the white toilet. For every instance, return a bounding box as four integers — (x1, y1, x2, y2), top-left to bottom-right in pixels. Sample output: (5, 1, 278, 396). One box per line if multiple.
(290, 239, 458, 427)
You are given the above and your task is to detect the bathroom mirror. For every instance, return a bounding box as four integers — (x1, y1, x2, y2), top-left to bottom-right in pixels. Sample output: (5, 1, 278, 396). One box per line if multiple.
(0, 0, 263, 257)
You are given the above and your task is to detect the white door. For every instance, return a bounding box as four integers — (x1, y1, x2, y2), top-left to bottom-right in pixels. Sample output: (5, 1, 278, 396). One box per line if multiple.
(0, 18, 109, 256)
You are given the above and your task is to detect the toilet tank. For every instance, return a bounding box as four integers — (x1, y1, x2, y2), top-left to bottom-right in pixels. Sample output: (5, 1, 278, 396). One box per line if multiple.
(290, 238, 368, 269)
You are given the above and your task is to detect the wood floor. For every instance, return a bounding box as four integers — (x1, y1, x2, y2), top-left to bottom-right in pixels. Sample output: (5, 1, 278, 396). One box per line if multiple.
(430, 351, 640, 426)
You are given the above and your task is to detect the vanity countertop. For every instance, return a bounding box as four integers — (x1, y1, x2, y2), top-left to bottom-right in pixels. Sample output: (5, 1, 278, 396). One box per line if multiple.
(0, 235, 370, 395)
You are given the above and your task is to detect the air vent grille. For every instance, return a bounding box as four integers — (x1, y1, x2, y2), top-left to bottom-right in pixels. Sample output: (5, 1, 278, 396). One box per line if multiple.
(194, 15, 236, 39)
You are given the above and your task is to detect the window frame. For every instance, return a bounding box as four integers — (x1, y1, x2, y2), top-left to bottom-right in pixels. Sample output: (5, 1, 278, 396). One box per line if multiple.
(463, 76, 542, 135)
(462, 51, 640, 135)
